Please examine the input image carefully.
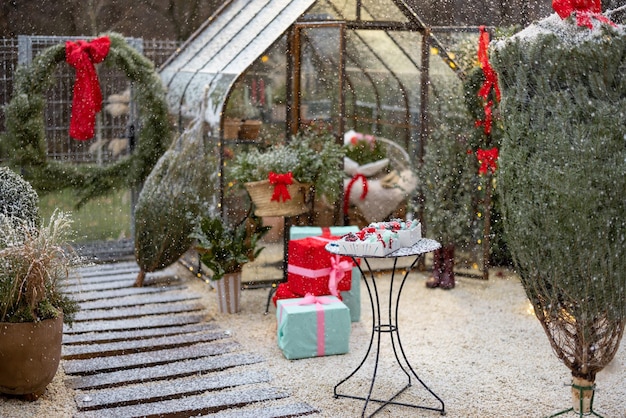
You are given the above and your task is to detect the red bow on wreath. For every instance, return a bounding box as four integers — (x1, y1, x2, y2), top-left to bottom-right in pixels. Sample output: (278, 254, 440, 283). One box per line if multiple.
(477, 147, 499, 175)
(66, 36, 111, 140)
(269, 171, 293, 202)
(552, 0, 616, 29)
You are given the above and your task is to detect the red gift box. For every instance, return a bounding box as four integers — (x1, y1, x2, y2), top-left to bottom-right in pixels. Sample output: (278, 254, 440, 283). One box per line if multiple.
(286, 236, 355, 297)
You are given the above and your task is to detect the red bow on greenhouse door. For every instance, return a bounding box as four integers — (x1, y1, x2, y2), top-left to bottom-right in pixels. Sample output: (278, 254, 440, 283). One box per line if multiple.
(66, 36, 111, 140)
(552, 0, 616, 29)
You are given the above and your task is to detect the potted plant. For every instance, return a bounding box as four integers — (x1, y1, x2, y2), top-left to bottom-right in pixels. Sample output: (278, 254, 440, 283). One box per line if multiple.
(230, 126, 345, 217)
(0, 168, 79, 399)
(239, 101, 263, 141)
(223, 86, 263, 141)
(191, 214, 270, 314)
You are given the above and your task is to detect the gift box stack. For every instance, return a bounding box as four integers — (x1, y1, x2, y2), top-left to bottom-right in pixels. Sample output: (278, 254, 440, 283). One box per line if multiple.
(274, 226, 361, 360)
(273, 226, 361, 322)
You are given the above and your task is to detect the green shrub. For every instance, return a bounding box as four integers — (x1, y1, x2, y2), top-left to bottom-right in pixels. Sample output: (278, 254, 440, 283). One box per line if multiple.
(0, 166, 40, 230)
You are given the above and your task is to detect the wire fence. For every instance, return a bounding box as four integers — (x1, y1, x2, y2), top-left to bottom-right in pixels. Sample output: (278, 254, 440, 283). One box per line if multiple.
(0, 36, 180, 164)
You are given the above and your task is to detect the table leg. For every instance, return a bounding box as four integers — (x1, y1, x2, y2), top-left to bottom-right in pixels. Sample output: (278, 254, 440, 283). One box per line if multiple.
(334, 255, 446, 417)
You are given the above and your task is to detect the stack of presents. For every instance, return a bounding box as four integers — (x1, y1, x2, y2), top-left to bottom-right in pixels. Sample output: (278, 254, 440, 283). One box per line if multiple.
(273, 226, 361, 360)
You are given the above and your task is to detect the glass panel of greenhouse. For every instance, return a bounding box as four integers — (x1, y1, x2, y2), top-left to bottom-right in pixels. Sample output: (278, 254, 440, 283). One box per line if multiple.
(160, 0, 486, 280)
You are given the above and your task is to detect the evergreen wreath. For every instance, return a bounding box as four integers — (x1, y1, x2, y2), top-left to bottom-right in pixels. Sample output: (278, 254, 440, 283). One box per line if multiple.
(3, 33, 171, 207)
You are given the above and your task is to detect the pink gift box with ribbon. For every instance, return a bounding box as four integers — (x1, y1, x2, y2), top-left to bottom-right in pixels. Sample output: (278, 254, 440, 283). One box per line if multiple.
(287, 236, 355, 298)
(276, 295, 351, 360)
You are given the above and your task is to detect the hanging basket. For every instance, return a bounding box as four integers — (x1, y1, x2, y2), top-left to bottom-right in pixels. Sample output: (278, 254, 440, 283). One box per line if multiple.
(239, 120, 262, 140)
(244, 179, 310, 217)
(215, 272, 242, 314)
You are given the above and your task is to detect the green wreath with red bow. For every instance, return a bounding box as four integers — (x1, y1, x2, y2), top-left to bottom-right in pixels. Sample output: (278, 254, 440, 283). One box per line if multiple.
(3, 32, 171, 207)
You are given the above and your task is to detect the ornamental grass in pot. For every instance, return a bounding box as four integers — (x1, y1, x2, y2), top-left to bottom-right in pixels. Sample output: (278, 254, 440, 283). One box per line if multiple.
(191, 214, 270, 314)
(0, 167, 79, 399)
(230, 127, 344, 217)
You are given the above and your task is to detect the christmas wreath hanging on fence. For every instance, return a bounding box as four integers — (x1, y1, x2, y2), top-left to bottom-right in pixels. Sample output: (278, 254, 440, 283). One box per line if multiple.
(3, 32, 171, 207)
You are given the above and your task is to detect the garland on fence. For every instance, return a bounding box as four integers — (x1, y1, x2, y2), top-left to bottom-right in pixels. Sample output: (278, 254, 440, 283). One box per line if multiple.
(3, 32, 171, 207)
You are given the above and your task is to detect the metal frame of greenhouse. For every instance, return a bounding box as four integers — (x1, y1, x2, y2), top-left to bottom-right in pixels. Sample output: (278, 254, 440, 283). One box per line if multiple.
(159, 0, 472, 218)
(159, 0, 480, 285)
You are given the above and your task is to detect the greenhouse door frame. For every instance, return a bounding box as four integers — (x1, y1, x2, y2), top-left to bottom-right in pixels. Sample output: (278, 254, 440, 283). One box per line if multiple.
(286, 21, 346, 140)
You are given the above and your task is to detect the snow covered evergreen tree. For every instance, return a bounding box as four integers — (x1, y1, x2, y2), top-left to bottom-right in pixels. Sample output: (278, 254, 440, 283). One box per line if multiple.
(492, 6, 625, 413)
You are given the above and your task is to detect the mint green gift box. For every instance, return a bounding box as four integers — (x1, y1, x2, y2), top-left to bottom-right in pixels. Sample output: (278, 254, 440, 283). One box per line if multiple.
(289, 226, 359, 240)
(276, 295, 351, 360)
(289, 225, 362, 322)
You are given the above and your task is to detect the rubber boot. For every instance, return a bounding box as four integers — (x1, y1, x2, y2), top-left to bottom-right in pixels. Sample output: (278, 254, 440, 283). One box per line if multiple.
(426, 247, 444, 288)
(439, 244, 455, 290)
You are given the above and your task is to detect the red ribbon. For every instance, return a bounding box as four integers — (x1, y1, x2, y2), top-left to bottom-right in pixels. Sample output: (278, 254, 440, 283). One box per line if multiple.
(477, 26, 501, 103)
(65, 36, 111, 140)
(477, 147, 499, 175)
(475, 27, 501, 136)
(552, 0, 616, 29)
(343, 173, 368, 215)
(269, 171, 293, 202)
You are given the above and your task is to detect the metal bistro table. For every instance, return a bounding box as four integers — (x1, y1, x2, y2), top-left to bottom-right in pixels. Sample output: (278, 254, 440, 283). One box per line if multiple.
(326, 238, 445, 417)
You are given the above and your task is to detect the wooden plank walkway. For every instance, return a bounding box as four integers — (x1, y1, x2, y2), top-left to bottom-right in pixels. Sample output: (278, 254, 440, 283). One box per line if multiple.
(63, 262, 317, 418)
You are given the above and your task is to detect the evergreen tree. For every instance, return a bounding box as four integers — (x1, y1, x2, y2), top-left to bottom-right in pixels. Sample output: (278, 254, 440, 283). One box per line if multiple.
(420, 75, 475, 289)
(492, 11, 625, 412)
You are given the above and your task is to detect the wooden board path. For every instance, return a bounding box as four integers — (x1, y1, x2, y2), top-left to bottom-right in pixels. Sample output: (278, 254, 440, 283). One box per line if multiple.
(63, 262, 317, 417)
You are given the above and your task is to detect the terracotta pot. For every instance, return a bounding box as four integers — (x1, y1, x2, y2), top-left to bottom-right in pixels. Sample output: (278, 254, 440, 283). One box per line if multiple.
(223, 118, 241, 139)
(239, 120, 262, 140)
(0, 314, 64, 397)
(215, 272, 242, 314)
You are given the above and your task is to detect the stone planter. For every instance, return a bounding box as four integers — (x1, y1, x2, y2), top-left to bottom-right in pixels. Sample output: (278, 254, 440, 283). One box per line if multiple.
(215, 272, 242, 314)
(0, 314, 64, 398)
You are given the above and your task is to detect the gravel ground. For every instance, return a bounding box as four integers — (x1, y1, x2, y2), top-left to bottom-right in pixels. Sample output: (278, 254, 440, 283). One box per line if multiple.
(1, 266, 624, 418)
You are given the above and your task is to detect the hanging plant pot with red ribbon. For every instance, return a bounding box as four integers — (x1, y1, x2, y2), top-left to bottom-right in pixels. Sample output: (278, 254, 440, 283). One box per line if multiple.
(244, 171, 311, 217)
(231, 126, 345, 218)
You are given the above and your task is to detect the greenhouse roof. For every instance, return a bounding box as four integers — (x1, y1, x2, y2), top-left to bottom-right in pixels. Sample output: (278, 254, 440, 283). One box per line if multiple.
(160, 0, 316, 126)
(160, 0, 460, 130)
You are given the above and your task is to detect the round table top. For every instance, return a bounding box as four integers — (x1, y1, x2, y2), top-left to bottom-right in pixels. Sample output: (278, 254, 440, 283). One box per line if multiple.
(325, 238, 441, 258)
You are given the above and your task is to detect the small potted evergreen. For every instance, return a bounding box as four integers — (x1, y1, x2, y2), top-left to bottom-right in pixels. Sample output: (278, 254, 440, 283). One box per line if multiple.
(230, 127, 344, 217)
(0, 167, 79, 399)
(191, 214, 270, 314)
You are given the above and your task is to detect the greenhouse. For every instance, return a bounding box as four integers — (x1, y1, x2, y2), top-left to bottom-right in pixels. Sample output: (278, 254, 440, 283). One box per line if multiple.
(159, 0, 472, 225)
(3, 1, 623, 417)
